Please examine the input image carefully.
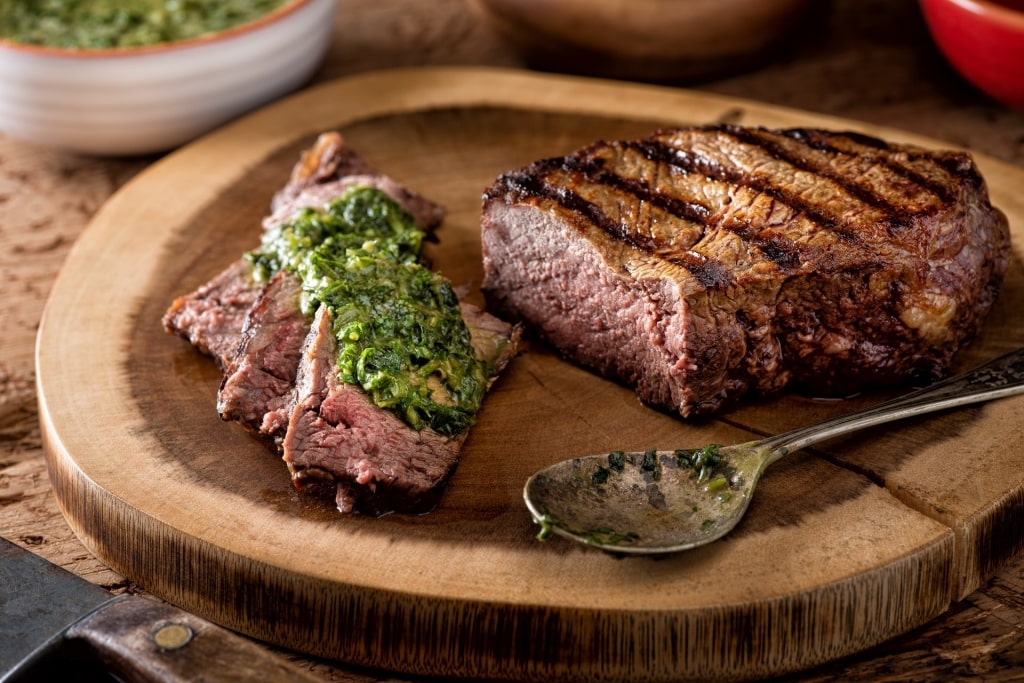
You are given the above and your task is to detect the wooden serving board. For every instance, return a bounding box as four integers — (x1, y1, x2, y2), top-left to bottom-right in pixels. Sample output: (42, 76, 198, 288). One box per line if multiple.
(37, 67, 1024, 682)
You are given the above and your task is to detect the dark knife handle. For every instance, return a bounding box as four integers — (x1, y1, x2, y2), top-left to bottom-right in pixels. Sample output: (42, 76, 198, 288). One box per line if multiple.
(66, 594, 322, 683)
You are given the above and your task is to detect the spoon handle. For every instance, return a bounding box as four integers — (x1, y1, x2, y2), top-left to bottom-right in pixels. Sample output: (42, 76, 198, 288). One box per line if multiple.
(760, 347, 1024, 457)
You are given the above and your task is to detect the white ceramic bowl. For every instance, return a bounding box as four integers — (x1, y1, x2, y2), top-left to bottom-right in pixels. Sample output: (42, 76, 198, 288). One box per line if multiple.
(0, 0, 337, 156)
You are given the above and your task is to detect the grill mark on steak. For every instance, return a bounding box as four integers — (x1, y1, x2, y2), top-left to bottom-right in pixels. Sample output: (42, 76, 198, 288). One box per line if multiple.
(489, 164, 634, 244)
(487, 138, 822, 286)
(624, 137, 863, 245)
(722, 220, 803, 271)
(561, 154, 715, 226)
(719, 125, 921, 230)
(778, 128, 968, 203)
(491, 122, 988, 292)
(795, 128, 982, 186)
(667, 252, 734, 289)
(488, 164, 735, 289)
(564, 149, 807, 274)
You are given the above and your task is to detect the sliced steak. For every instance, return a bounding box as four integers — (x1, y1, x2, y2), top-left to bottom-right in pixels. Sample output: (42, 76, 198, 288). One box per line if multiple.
(166, 131, 447, 441)
(217, 270, 308, 438)
(268, 130, 445, 232)
(284, 302, 519, 516)
(165, 131, 519, 515)
(162, 259, 259, 370)
(163, 131, 445, 369)
(269, 129, 377, 214)
(480, 125, 1010, 417)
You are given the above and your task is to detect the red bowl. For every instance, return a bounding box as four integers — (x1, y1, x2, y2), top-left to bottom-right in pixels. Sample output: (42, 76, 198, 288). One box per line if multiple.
(920, 0, 1024, 110)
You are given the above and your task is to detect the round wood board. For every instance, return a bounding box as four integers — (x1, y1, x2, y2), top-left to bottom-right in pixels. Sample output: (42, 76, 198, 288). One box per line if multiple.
(37, 67, 1024, 682)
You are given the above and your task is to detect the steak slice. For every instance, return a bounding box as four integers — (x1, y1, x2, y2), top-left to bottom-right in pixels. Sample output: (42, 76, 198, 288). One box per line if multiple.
(480, 125, 1010, 417)
(267, 129, 445, 231)
(165, 132, 520, 515)
(163, 132, 445, 369)
(216, 270, 308, 437)
(162, 258, 259, 370)
(284, 302, 519, 516)
(166, 132, 447, 441)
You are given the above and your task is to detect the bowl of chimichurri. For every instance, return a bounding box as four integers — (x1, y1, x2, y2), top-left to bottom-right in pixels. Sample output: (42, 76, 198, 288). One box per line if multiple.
(0, 0, 337, 155)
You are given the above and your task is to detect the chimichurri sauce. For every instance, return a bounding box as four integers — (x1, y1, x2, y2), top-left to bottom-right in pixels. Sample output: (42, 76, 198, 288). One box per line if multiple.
(247, 185, 491, 438)
(1, 0, 288, 49)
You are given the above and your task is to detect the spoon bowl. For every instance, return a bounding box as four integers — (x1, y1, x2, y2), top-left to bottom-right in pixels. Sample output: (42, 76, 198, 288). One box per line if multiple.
(525, 443, 771, 552)
(524, 347, 1024, 554)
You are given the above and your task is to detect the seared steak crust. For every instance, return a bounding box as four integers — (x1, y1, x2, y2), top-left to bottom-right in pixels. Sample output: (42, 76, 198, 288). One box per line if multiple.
(481, 125, 1010, 416)
(162, 132, 445, 373)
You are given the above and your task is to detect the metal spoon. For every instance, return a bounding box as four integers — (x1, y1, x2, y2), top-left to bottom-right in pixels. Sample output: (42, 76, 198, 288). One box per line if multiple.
(524, 347, 1024, 555)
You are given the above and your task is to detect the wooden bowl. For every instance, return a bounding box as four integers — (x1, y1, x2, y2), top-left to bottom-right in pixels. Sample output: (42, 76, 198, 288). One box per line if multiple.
(471, 0, 814, 82)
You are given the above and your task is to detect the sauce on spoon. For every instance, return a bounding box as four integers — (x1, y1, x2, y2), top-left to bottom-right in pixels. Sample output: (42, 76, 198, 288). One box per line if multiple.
(525, 347, 1024, 555)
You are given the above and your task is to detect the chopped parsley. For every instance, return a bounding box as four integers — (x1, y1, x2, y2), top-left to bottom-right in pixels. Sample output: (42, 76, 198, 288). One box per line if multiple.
(1, 0, 288, 49)
(675, 444, 725, 483)
(247, 185, 491, 437)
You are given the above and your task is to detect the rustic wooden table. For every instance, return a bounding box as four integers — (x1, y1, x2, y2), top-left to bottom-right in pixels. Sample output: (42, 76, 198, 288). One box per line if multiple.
(2, 0, 1023, 680)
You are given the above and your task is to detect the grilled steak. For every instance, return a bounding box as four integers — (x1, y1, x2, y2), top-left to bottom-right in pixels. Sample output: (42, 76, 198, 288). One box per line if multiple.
(284, 302, 517, 515)
(216, 270, 307, 437)
(167, 132, 449, 441)
(268, 130, 446, 228)
(480, 125, 1010, 417)
(163, 259, 261, 370)
(163, 133, 446, 375)
(164, 132, 518, 514)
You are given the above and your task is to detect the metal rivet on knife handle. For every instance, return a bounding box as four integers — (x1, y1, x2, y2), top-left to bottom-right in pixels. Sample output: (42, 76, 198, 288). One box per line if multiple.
(153, 623, 194, 650)
(64, 594, 325, 682)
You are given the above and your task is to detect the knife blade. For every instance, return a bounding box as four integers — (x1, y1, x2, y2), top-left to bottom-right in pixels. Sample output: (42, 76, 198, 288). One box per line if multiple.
(0, 536, 322, 682)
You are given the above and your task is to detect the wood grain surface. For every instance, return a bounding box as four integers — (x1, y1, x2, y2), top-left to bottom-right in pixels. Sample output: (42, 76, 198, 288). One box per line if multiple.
(34, 67, 1024, 682)
(5, 2, 1024, 681)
